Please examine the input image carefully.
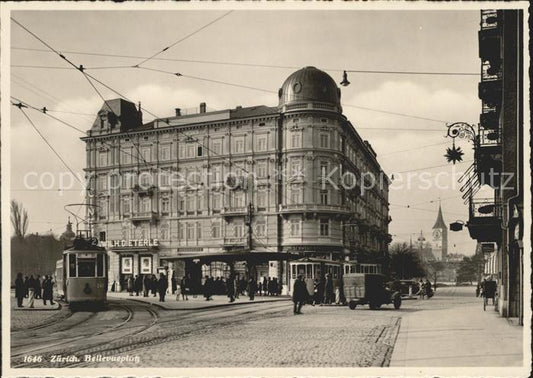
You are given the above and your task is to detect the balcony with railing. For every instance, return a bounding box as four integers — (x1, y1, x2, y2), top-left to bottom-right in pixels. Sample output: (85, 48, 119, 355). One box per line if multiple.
(279, 203, 351, 218)
(475, 125, 502, 188)
(466, 197, 502, 243)
(131, 211, 159, 223)
(220, 206, 248, 217)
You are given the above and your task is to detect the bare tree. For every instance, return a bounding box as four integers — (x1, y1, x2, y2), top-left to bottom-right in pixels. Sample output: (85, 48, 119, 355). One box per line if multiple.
(11, 200, 28, 239)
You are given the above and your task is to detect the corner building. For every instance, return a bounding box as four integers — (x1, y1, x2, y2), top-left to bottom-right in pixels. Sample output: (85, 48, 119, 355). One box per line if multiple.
(82, 67, 391, 293)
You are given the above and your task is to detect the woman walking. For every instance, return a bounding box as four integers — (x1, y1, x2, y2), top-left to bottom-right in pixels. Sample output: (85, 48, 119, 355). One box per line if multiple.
(15, 273, 25, 308)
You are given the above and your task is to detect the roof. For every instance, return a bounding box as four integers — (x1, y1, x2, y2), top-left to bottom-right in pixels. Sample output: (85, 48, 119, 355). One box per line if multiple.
(229, 105, 278, 119)
(433, 204, 447, 229)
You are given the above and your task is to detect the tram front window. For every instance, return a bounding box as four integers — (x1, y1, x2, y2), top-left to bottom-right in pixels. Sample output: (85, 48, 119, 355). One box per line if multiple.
(68, 254, 76, 277)
(78, 259, 96, 277)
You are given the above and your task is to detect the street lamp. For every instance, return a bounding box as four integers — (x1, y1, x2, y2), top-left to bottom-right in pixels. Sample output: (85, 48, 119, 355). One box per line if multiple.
(444, 122, 477, 164)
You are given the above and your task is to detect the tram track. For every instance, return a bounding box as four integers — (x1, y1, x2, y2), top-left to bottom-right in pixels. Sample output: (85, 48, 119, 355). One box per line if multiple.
(11, 301, 157, 369)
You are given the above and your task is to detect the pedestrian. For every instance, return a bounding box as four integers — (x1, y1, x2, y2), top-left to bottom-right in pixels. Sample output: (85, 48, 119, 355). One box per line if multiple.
(175, 281, 181, 301)
(27, 275, 36, 308)
(23, 276, 29, 298)
(34, 275, 42, 299)
(15, 272, 25, 307)
(234, 275, 240, 299)
(143, 275, 150, 297)
(43, 275, 55, 305)
(262, 276, 268, 296)
(425, 279, 433, 298)
(158, 273, 168, 302)
(476, 282, 481, 297)
(171, 273, 177, 295)
(273, 277, 279, 296)
(227, 273, 236, 302)
(151, 275, 158, 297)
(181, 275, 189, 300)
(247, 277, 257, 301)
(127, 275, 134, 296)
(292, 274, 308, 315)
(203, 276, 213, 301)
(257, 281, 262, 296)
(134, 275, 142, 296)
(418, 279, 425, 300)
(267, 277, 273, 296)
(324, 273, 334, 304)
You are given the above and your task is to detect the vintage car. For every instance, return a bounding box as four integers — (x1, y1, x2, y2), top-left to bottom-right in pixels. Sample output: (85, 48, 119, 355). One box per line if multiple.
(343, 273, 402, 310)
(388, 279, 421, 298)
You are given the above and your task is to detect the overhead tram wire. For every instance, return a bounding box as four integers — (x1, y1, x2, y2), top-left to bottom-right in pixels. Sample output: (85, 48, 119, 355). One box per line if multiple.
(134, 10, 234, 67)
(12, 47, 479, 76)
(13, 104, 84, 187)
(13, 19, 460, 249)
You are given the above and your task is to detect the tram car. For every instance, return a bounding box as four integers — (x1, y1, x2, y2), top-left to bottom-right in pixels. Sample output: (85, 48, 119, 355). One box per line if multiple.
(55, 231, 108, 304)
(289, 257, 355, 296)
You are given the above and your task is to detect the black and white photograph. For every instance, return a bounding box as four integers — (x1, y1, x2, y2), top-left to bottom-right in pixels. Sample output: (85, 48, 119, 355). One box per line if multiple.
(1, 3, 530, 377)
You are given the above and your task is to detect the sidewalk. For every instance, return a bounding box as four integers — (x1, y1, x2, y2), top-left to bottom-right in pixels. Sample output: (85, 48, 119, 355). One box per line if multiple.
(107, 291, 290, 310)
(390, 288, 523, 367)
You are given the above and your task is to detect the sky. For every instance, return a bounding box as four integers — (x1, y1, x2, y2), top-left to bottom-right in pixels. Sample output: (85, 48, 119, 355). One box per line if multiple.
(7, 8, 487, 255)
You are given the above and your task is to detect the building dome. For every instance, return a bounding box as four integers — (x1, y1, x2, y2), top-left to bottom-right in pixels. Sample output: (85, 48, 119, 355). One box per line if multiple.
(278, 66, 341, 112)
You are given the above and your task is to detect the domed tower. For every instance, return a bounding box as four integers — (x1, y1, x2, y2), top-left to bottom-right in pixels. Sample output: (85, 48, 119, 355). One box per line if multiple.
(60, 217, 76, 246)
(278, 66, 342, 114)
(277, 66, 349, 265)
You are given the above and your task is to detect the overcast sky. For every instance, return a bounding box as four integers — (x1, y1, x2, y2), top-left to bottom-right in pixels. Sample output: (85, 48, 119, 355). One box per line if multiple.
(7, 8, 491, 254)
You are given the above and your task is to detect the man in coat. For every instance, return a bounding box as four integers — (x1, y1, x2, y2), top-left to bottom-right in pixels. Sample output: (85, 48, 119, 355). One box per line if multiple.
(158, 273, 168, 302)
(324, 273, 334, 304)
(292, 274, 309, 315)
(34, 275, 42, 299)
(247, 277, 257, 301)
(15, 273, 25, 307)
(42, 275, 55, 305)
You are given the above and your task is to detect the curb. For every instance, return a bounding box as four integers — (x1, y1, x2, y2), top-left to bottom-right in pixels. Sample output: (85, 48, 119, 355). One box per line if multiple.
(125, 297, 291, 311)
(12, 303, 62, 311)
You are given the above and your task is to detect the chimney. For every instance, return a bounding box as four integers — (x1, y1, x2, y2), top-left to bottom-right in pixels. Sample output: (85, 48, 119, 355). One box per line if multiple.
(199, 102, 206, 113)
(175, 108, 181, 116)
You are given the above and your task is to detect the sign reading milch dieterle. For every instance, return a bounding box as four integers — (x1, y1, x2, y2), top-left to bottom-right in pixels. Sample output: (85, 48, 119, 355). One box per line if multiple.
(104, 239, 160, 248)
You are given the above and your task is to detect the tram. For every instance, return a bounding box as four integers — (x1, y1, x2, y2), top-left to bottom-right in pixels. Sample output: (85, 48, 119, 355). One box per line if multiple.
(288, 257, 381, 297)
(55, 231, 108, 304)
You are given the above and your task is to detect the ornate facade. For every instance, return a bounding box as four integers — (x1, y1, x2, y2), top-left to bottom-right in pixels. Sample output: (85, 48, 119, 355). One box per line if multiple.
(82, 67, 391, 291)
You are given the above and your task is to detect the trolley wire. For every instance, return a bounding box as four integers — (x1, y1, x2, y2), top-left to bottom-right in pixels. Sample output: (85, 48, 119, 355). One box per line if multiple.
(134, 10, 234, 67)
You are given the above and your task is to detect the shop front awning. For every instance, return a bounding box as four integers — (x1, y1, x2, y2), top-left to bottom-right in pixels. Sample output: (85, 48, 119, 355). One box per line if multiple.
(172, 250, 301, 265)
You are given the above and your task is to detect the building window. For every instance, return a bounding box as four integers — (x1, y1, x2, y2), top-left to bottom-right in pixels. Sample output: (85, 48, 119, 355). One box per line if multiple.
(97, 176, 107, 191)
(233, 192, 244, 208)
(211, 222, 221, 238)
(160, 145, 170, 161)
(212, 166, 222, 182)
(212, 193, 221, 211)
(186, 223, 195, 240)
(255, 222, 266, 237)
(320, 162, 328, 179)
(197, 222, 202, 239)
(141, 146, 151, 162)
(98, 151, 108, 167)
(290, 220, 301, 237)
(234, 137, 245, 153)
(257, 191, 266, 207)
(320, 133, 329, 148)
(140, 197, 151, 213)
(212, 140, 222, 155)
(178, 223, 184, 239)
(186, 144, 195, 158)
(122, 148, 132, 164)
(161, 197, 170, 213)
(257, 162, 267, 178)
(290, 159, 302, 177)
(160, 172, 170, 187)
(234, 224, 244, 237)
(187, 196, 196, 212)
(123, 197, 131, 214)
(290, 188, 302, 204)
(320, 190, 329, 205)
(178, 196, 185, 213)
(320, 219, 329, 236)
(257, 136, 267, 151)
(291, 131, 302, 148)
(99, 231, 106, 242)
(161, 226, 169, 240)
(197, 146, 203, 157)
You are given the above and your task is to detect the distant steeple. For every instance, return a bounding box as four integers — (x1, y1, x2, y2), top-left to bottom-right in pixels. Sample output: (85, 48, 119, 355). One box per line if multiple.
(433, 203, 446, 229)
(60, 217, 76, 245)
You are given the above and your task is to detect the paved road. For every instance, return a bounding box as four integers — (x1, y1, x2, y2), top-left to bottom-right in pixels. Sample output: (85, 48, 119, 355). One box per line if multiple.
(10, 285, 524, 369)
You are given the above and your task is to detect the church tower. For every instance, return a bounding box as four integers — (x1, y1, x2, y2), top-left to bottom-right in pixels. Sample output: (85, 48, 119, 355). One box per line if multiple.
(432, 204, 448, 261)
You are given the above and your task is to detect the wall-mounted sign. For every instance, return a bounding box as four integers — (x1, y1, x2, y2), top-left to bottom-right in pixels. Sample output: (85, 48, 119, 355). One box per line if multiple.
(140, 256, 152, 274)
(105, 239, 159, 248)
(121, 256, 133, 274)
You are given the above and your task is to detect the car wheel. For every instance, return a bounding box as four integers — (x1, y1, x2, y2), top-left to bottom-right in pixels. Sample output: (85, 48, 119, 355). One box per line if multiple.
(393, 294, 402, 309)
(349, 301, 357, 310)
